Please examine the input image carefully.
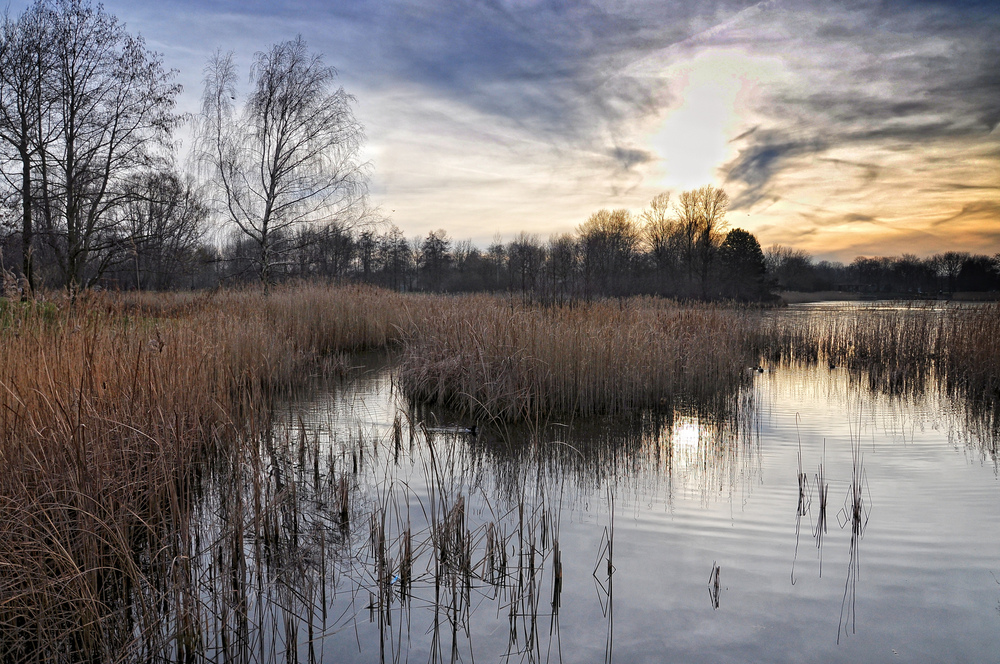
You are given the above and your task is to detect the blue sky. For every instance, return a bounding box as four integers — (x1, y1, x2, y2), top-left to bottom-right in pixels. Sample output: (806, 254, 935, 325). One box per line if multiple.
(15, 0, 1000, 260)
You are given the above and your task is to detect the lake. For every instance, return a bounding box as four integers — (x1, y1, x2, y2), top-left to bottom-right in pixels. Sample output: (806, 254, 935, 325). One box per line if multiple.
(193, 302, 1000, 663)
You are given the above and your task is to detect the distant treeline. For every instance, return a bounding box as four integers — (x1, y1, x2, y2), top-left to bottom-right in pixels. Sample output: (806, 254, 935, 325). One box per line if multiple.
(767, 247, 1000, 295)
(3, 183, 999, 299)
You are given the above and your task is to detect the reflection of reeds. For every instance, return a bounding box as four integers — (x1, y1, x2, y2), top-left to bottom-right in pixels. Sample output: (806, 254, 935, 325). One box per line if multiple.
(791, 415, 809, 584)
(837, 418, 871, 644)
(760, 303, 1000, 411)
(3, 287, 996, 660)
(759, 302, 1000, 467)
(708, 561, 722, 610)
(814, 441, 829, 575)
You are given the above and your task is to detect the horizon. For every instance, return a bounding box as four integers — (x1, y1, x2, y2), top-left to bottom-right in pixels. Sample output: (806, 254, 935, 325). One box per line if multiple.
(5, 0, 1000, 263)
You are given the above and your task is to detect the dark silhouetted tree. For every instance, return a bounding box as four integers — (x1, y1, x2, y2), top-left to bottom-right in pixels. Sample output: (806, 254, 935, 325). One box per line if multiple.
(718, 228, 767, 300)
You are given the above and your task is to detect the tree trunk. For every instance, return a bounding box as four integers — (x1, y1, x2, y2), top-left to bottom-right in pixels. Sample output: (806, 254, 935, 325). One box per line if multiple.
(20, 143, 34, 298)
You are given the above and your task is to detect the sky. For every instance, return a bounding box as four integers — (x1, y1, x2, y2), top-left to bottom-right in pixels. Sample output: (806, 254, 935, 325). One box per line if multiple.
(13, 0, 1000, 261)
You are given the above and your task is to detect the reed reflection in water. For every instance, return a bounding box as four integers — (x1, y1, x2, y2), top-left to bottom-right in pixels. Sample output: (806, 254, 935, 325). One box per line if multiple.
(11, 342, 998, 663)
(134, 355, 1000, 663)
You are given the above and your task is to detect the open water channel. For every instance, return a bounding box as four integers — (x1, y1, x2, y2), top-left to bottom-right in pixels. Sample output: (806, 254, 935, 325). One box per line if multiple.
(198, 302, 1000, 663)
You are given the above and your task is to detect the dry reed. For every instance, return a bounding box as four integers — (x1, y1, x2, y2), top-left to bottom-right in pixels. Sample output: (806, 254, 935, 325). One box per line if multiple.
(2, 286, 997, 660)
(398, 296, 761, 420)
(0, 284, 432, 661)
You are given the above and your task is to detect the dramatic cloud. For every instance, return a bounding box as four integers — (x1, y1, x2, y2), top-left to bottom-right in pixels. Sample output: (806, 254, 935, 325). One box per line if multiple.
(13, 0, 997, 260)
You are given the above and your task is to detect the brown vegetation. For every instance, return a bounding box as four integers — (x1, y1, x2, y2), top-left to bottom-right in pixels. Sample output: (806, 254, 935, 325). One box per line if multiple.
(398, 296, 762, 420)
(1, 286, 997, 660)
(0, 284, 426, 660)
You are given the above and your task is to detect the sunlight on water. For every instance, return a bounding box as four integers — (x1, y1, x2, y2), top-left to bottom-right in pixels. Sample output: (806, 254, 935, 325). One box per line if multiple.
(253, 351, 999, 663)
(172, 304, 1000, 663)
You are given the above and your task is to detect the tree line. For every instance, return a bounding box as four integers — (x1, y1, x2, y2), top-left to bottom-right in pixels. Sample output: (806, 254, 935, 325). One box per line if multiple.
(766, 247, 1000, 296)
(1, 1, 997, 301)
(199, 184, 773, 302)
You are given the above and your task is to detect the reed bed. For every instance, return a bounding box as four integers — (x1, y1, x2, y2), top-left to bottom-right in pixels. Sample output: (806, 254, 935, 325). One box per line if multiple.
(398, 296, 761, 420)
(936, 303, 1000, 402)
(2, 286, 999, 661)
(0, 284, 436, 661)
(755, 303, 1000, 400)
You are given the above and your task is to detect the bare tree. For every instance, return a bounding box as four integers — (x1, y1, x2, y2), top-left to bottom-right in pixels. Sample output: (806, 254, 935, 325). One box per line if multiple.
(377, 224, 412, 290)
(546, 233, 578, 303)
(640, 192, 679, 292)
(0, 4, 54, 295)
(197, 37, 367, 291)
(507, 231, 545, 299)
(26, 0, 181, 292)
(118, 170, 206, 290)
(675, 185, 729, 297)
(934, 251, 970, 294)
(577, 208, 639, 297)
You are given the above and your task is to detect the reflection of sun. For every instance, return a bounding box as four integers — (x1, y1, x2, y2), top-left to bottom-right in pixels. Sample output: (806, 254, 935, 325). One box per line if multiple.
(670, 417, 703, 468)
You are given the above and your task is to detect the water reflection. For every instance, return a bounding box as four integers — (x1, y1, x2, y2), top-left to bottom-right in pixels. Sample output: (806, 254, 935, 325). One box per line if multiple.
(23, 313, 1000, 663)
(166, 358, 994, 663)
(835, 423, 871, 644)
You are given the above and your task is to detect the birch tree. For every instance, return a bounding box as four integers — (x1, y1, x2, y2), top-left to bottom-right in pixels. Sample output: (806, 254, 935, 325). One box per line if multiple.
(197, 37, 367, 290)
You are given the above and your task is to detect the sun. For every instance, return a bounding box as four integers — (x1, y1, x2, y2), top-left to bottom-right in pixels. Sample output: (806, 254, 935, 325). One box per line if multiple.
(642, 48, 775, 192)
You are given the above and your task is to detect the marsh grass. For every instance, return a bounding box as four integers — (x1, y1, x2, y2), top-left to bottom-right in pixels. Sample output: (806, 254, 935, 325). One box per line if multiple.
(758, 303, 1000, 461)
(399, 296, 761, 420)
(0, 283, 566, 662)
(0, 285, 434, 661)
(2, 286, 998, 661)
(759, 303, 1000, 401)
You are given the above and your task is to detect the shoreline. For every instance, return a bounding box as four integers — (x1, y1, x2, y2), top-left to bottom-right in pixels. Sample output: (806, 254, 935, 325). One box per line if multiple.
(779, 290, 1000, 304)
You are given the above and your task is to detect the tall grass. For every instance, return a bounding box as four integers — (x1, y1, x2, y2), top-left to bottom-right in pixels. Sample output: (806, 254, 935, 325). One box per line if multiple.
(758, 303, 1000, 402)
(398, 296, 762, 420)
(0, 284, 430, 661)
(2, 286, 998, 660)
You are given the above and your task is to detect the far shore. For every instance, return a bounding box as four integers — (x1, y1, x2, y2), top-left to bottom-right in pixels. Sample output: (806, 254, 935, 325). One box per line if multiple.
(779, 290, 1000, 304)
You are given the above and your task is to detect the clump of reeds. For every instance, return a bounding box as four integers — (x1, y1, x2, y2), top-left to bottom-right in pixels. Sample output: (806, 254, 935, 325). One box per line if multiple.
(398, 296, 761, 420)
(936, 303, 1000, 402)
(0, 284, 440, 660)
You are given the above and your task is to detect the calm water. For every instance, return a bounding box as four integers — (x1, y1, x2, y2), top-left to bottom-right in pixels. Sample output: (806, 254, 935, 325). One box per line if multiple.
(248, 307, 1000, 663)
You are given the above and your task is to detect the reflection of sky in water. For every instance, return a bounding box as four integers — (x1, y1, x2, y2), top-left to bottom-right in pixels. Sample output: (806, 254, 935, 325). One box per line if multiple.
(266, 341, 1000, 663)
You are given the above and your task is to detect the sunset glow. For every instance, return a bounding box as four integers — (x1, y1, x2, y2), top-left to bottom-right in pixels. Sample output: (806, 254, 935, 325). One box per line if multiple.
(10, 0, 998, 261)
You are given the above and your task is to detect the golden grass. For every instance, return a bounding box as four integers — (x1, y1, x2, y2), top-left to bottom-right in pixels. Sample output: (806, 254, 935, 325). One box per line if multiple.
(1, 287, 997, 660)
(0, 284, 433, 660)
(398, 296, 762, 420)
(937, 303, 1000, 403)
(757, 303, 1000, 403)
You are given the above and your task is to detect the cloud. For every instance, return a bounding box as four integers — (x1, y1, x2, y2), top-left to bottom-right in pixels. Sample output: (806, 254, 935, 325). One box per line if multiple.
(23, 0, 996, 257)
(611, 146, 655, 170)
(930, 201, 1000, 227)
(702, 0, 1000, 208)
(724, 134, 826, 209)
